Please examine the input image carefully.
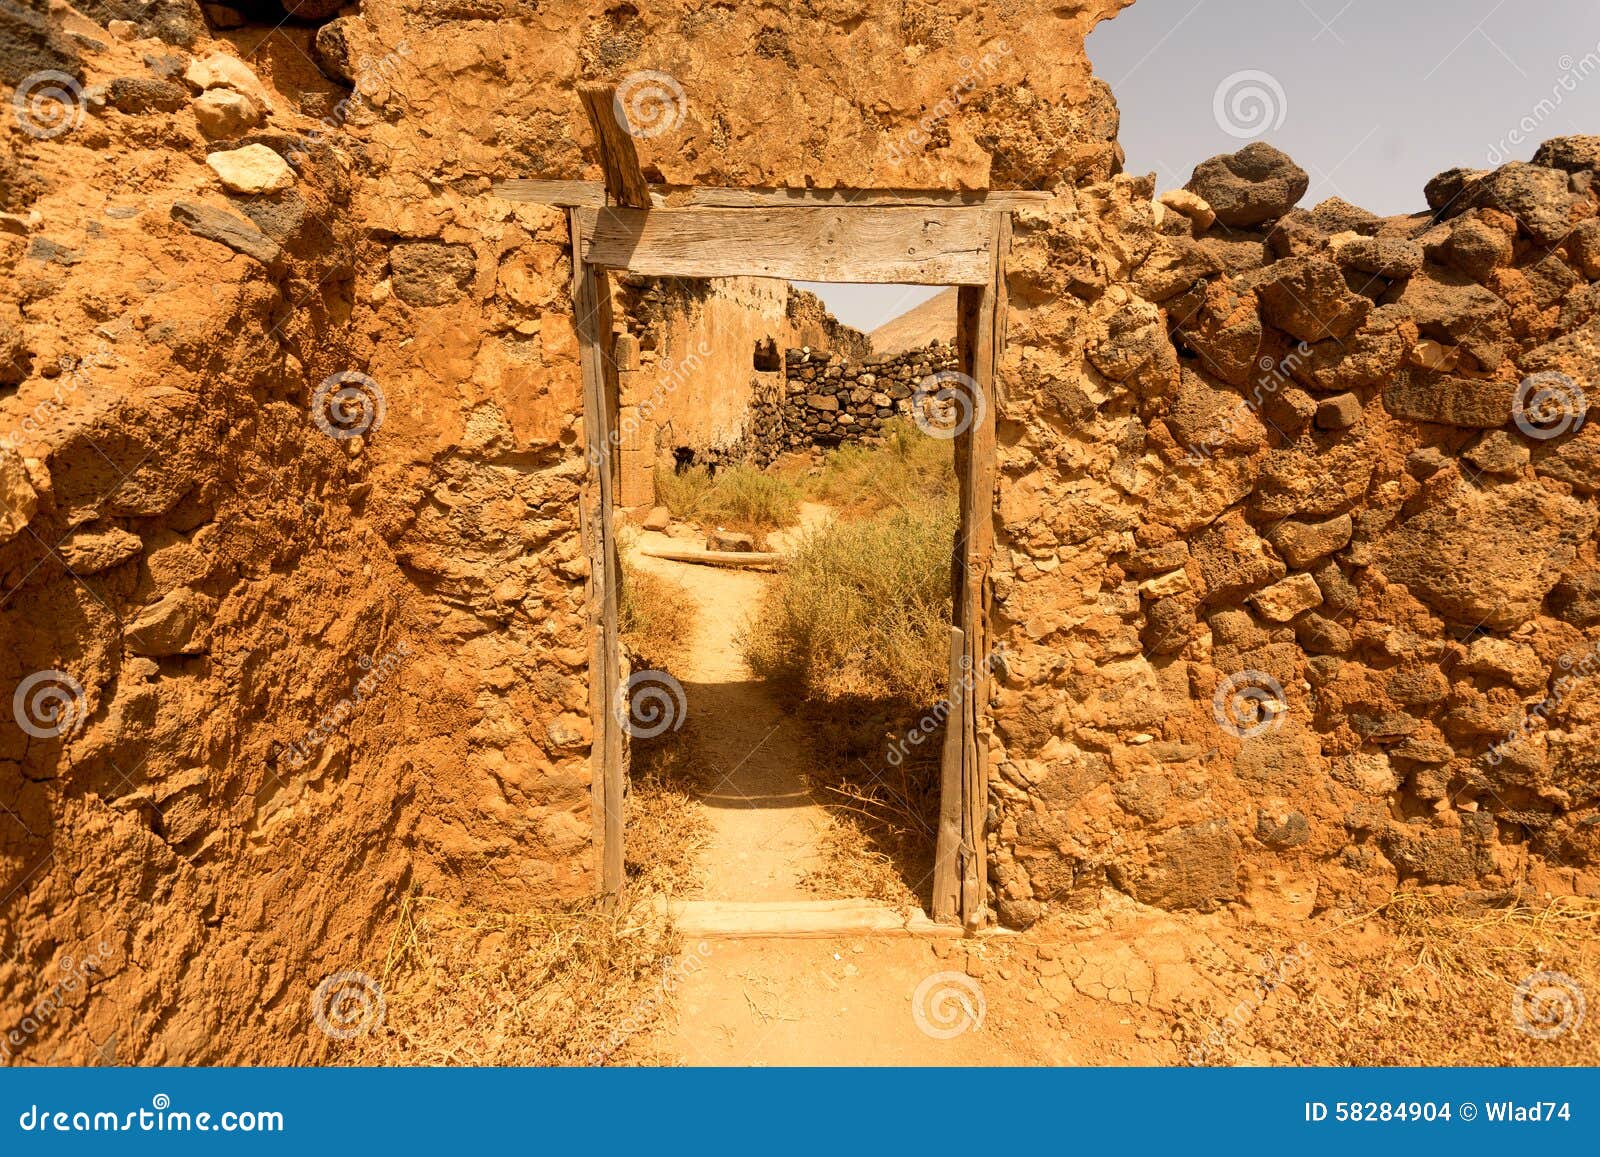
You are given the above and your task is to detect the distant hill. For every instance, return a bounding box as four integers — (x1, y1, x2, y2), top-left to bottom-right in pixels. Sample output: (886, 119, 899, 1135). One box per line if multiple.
(868, 288, 959, 356)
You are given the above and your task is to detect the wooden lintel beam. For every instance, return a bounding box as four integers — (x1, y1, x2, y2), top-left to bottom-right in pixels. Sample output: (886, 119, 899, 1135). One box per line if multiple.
(680, 186, 1052, 210)
(494, 178, 1051, 212)
(575, 205, 995, 284)
(577, 83, 652, 209)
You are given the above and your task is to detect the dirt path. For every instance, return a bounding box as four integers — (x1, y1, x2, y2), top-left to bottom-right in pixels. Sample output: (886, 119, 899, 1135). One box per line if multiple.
(628, 511, 832, 900)
(628, 507, 1053, 1064)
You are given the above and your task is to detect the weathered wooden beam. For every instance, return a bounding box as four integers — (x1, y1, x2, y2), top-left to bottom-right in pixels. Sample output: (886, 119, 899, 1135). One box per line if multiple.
(575, 206, 995, 284)
(571, 209, 626, 900)
(667, 899, 976, 940)
(495, 178, 1050, 211)
(680, 186, 1052, 210)
(496, 178, 609, 208)
(576, 83, 652, 209)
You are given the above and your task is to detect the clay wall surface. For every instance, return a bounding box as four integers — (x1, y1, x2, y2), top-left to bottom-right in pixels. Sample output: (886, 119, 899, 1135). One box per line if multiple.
(614, 275, 788, 459)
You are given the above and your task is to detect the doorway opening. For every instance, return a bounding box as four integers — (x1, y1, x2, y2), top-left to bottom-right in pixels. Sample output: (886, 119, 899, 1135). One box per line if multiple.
(569, 201, 1006, 927)
(612, 276, 966, 911)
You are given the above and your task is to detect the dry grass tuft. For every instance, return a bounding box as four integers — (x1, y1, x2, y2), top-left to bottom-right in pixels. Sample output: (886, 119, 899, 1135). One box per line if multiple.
(619, 562, 695, 671)
(795, 738, 940, 906)
(619, 562, 708, 896)
(349, 892, 681, 1067)
(1241, 891, 1600, 1066)
(790, 418, 956, 517)
(800, 814, 922, 905)
(741, 503, 956, 704)
(627, 726, 710, 898)
(653, 462, 800, 538)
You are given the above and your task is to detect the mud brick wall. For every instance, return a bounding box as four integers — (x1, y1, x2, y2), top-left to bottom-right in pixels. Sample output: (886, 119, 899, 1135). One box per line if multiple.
(782, 343, 960, 448)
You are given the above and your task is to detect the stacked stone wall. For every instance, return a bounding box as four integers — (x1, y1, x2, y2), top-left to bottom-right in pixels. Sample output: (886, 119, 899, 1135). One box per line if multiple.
(781, 342, 960, 449)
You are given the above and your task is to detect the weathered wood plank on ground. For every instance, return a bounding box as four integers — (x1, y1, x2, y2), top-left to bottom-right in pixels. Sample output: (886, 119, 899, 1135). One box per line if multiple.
(640, 546, 783, 569)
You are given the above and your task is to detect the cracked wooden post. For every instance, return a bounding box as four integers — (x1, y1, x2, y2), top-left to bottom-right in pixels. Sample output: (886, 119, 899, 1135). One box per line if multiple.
(577, 82, 652, 209)
(571, 208, 626, 901)
(932, 626, 966, 923)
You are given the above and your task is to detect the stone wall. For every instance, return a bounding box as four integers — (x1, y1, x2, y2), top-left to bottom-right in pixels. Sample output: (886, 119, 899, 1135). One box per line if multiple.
(783, 342, 959, 448)
(984, 141, 1600, 928)
(608, 277, 875, 494)
(1, 4, 599, 1064)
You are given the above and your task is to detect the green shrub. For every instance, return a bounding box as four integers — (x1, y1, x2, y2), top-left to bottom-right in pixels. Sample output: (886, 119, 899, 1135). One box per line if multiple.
(741, 500, 956, 705)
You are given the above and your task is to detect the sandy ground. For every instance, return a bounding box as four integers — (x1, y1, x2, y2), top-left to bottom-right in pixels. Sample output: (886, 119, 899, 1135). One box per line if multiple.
(658, 936, 1055, 1066)
(628, 511, 832, 901)
(620, 512, 1600, 1075)
(616, 509, 1599, 1069)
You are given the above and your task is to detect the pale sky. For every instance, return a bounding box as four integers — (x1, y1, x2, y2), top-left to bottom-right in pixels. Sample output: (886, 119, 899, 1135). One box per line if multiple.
(1090, 0, 1600, 214)
(793, 282, 946, 335)
(808, 0, 1600, 331)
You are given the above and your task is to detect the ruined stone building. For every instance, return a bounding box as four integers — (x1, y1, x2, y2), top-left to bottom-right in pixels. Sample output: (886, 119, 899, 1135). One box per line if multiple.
(605, 276, 878, 503)
(1, 0, 1598, 1062)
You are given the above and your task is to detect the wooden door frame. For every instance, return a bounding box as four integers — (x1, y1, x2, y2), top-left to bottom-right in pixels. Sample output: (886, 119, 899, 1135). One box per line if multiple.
(562, 197, 1007, 927)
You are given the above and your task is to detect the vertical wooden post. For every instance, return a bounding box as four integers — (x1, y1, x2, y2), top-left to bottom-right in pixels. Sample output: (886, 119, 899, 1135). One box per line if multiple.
(950, 212, 1008, 929)
(931, 626, 966, 923)
(571, 209, 626, 899)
